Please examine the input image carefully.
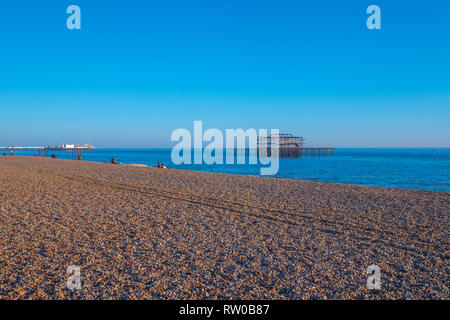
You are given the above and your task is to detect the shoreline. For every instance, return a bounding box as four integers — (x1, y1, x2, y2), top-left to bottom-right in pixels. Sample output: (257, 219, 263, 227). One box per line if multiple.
(0, 156, 448, 299)
(4, 155, 448, 194)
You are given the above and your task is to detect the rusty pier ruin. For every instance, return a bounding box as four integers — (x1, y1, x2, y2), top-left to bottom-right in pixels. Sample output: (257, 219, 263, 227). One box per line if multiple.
(257, 134, 335, 157)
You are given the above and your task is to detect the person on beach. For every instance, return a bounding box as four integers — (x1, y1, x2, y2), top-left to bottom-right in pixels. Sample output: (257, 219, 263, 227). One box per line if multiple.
(111, 157, 118, 164)
(157, 162, 168, 169)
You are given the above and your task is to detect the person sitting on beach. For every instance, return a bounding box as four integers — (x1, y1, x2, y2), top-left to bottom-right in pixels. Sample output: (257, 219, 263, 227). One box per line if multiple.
(51, 154, 57, 159)
(112, 157, 118, 164)
(157, 162, 168, 169)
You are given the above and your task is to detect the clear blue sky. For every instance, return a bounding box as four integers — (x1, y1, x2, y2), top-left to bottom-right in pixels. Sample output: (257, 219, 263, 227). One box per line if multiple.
(0, 0, 449, 147)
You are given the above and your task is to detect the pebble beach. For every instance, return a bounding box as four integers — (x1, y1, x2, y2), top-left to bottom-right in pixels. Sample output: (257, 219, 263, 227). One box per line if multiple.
(0, 156, 448, 299)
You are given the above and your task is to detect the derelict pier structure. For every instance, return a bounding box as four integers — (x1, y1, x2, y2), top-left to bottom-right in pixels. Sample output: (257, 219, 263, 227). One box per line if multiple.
(257, 133, 334, 157)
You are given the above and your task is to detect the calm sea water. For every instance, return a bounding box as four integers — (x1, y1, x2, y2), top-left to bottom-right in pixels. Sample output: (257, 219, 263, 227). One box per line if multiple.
(6, 148, 450, 192)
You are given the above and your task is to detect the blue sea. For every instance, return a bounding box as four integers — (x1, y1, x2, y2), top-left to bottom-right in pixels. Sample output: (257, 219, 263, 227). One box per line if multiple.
(6, 148, 450, 192)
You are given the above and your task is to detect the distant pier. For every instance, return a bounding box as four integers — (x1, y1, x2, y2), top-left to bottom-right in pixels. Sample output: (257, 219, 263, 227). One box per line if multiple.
(0, 145, 94, 160)
(257, 133, 335, 157)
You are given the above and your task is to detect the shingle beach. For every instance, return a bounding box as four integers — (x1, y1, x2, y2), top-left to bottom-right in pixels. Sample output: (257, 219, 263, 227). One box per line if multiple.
(0, 156, 448, 299)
